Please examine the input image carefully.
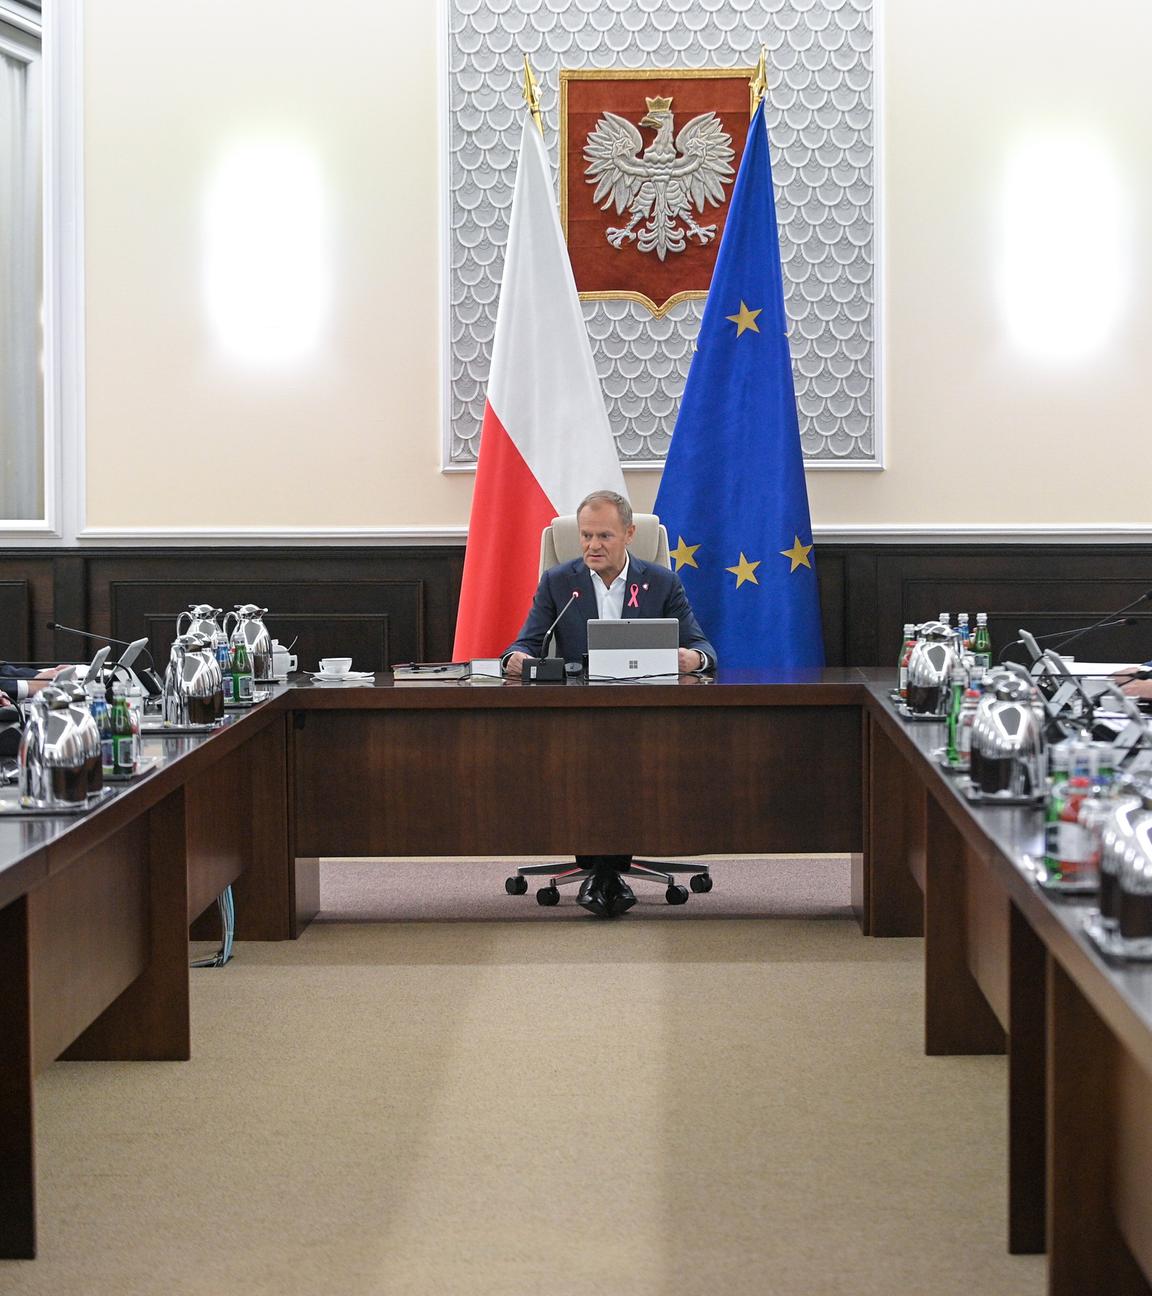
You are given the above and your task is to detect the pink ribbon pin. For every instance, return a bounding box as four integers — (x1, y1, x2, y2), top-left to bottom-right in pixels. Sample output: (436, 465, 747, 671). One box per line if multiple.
(627, 583, 640, 608)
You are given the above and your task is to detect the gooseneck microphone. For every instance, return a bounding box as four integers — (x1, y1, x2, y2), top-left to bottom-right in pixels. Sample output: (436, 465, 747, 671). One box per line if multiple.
(46, 622, 165, 697)
(1047, 590, 1152, 652)
(524, 590, 581, 684)
(539, 590, 581, 661)
(47, 622, 134, 646)
(995, 616, 1137, 662)
(997, 590, 1152, 664)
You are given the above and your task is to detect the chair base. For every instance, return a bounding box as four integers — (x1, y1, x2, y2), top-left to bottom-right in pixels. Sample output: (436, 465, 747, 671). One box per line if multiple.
(504, 860, 713, 903)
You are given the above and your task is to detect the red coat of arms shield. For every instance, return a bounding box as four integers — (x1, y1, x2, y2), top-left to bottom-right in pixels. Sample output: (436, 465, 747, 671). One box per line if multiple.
(560, 69, 755, 317)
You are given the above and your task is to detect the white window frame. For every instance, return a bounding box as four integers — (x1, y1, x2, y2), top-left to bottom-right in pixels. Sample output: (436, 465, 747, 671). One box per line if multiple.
(0, 0, 84, 545)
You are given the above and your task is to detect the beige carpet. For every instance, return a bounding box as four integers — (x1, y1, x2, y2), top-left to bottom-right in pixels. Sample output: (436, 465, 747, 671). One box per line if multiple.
(1, 860, 1044, 1296)
(318, 855, 855, 922)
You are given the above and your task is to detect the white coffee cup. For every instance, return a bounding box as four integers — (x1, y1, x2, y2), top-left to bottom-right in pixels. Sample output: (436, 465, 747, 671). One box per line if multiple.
(319, 657, 352, 675)
(272, 642, 298, 676)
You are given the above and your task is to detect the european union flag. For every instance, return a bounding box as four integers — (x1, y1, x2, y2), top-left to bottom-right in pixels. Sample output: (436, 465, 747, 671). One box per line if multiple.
(654, 100, 824, 671)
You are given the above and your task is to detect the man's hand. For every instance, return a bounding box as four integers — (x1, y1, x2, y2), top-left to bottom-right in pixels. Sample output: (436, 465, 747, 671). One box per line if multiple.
(678, 648, 705, 674)
(1115, 668, 1152, 699)
(0, 691, 14, 708)
(504, 652, 529, 679)
(24, 666, 67, 696)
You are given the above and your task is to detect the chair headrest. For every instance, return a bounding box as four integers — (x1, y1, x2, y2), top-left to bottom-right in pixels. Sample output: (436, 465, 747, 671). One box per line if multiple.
(548, 513, 664, 564)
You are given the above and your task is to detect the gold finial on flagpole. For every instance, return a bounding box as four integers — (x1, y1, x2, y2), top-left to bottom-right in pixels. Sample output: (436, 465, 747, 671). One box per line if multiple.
(523, 55, 544, 137)
(749, 46, 768, 109)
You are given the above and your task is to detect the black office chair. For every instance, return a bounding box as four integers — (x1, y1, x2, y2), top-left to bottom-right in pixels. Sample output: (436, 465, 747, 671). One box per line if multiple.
(502, 512, 715, 909)
(505, 857, 713, 906)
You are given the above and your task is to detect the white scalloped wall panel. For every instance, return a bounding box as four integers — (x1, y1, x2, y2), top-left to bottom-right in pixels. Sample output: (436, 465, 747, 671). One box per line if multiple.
(448, 0, 875, 466)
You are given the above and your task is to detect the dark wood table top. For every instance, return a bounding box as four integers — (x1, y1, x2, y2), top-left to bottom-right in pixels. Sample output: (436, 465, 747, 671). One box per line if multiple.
(5, 667, 1152, 1076)
(864, 681, 1152, 1074)
(283, 666, 873, 709)
(0, 692, 286, 908)
(0, 670, 868, 898)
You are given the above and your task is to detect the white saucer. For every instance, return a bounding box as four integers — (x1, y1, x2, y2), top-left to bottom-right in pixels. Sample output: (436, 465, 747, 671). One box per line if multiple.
(310, 670, 373, 682)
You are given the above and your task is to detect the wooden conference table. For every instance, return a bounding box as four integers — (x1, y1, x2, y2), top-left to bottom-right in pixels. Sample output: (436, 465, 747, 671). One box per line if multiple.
(1, 669, 1150, 1294)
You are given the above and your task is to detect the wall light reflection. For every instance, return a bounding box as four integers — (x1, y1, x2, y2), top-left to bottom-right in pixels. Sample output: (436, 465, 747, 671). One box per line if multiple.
(997, 129, 1129, 364)
(203, 139, 330, 366)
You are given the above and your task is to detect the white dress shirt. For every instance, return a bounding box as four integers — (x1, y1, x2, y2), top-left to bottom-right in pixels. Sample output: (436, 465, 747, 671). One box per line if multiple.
(591, 555, 630, 621)
(591, 556, 708, 672)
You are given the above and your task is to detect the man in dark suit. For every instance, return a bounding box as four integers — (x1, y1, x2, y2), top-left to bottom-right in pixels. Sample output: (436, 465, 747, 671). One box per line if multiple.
(503, 490, 717, 917)
(0, 662, 64, 706)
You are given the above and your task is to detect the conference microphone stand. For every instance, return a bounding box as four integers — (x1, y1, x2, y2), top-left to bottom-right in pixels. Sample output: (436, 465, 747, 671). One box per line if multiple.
(997, 614, 1142, 665)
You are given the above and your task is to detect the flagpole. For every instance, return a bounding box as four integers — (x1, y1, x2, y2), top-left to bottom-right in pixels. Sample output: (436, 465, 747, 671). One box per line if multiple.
(522, 55, 543, 137)
(749, 46, 768, 110)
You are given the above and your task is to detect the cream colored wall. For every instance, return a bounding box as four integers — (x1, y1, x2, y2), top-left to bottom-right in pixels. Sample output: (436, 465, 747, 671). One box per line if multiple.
(84, 0, 472, 531)
(83, 0, 1152, 535)
(807, 0, 1152, 531)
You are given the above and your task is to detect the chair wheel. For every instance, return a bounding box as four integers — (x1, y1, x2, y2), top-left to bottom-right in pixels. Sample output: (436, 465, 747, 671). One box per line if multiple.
(666, 885, 689, 905)
(690, 873, 713, 893)
(505, 876, 528, 895)
(536, 886, 561, 906)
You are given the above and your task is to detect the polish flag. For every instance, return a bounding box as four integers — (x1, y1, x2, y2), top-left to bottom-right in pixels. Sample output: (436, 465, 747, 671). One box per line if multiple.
(452, 113, 627, 660)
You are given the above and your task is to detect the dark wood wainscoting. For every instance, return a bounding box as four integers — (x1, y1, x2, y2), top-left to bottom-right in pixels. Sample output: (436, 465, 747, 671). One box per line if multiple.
(2, 542, 1151, 670)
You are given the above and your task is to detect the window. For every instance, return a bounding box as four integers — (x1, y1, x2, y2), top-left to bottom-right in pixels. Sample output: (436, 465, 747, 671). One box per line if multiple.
(0, 6, 43, 524)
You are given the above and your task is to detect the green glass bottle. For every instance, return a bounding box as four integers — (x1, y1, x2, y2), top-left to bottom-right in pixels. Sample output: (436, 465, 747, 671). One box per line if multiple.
(94, 690, 114, 779)
(971, 613, 992, 670)
(1043, 741, 1072, 876)
(111, 683, 136, 776)
(232, 640, 254, 703)
(897, 623, 916, 699)
(945, 665, 967, 764)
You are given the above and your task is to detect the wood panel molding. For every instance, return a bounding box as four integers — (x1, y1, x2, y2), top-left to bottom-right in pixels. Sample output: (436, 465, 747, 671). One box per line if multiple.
(0, 542, 1150, 668)
(0, 582, 31, 662)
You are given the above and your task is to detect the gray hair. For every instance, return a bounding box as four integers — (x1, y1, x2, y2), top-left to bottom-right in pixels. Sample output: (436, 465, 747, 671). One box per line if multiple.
(576, 490, 633, 529)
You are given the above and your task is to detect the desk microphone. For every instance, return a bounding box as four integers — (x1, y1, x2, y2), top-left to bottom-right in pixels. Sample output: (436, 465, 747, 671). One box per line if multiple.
(1048, 590, 1152, 653)
(523, 590, 580, 684)
(998, 604, 1147, 664)
(46, 622, 165, 697)
(47, 622, 134, 646)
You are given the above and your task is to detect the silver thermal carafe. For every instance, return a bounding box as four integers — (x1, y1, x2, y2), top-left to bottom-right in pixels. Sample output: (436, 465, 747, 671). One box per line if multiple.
(1098, 790, 1149, 930)
(66, 681, 104, 797)
(1117, 811, 1152, 958)
(164, 634, 225, 726)
(223, 604, 273, 682)
(19, 685, 90, 806)
(177, 604, 226, 648)
(904, 622, 958, 717)
(969, 676, 1046, 798)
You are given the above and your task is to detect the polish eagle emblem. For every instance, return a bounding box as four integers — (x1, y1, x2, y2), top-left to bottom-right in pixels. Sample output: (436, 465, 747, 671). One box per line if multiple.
(583, 96, 736, 261)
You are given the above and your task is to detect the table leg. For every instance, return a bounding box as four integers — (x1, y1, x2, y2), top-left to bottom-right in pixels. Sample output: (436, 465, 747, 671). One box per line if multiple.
(1047, 957, 1151, 1295)
(62, 790, 191, 1062)
(292, 857, 320, 937)
(924, 793, 1005, 1056)
(0, 895, 35, 1258)
(227, 716, 294, 940)
(864, 713, 925, 936)
(1008, 901, 1046, 1254)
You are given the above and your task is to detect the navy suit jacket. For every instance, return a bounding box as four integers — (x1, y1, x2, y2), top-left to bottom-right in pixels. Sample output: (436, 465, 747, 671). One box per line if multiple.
(505, 555, 717, 667)
(0, 662, 36, 681)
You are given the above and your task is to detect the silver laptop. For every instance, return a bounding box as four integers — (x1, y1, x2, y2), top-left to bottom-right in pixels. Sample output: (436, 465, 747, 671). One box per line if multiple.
(586, 618, 680, 679)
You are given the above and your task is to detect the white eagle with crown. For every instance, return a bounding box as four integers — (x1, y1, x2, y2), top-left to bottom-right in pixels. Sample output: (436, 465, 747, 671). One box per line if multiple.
(583, 95, 736, 261)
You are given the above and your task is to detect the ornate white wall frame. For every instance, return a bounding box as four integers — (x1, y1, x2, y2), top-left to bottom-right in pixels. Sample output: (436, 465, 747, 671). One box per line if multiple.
(441, 0, 881, 474)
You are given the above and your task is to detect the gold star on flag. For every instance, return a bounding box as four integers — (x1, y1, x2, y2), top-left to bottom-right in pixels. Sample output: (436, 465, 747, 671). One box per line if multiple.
(726, 553, 761, 588)
(780, 535, 814, 573)
(669, 536, 700, 571)
(725, 301, 762, 337)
